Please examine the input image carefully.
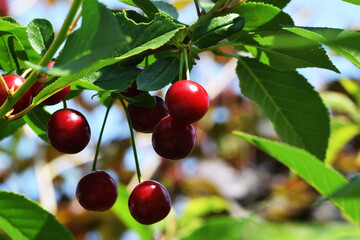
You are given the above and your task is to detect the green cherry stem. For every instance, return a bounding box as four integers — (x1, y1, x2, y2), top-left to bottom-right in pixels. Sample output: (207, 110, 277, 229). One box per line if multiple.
(118, 96, 142, 183)
(179, 50, 185, 81)
(92, 98, 114, 171)
(63, 100, 68, 109)
(183, 48, 190, 80)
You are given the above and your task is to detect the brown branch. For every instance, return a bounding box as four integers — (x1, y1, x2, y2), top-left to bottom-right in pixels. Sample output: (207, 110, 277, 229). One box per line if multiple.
(194, 0, 201, 17)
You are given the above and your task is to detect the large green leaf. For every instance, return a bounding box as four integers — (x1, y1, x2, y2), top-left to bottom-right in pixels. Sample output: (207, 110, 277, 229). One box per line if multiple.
(330, 175, 360, 198)
(342, 0, 360, 5)
(132, 0, 159, 19)
(111, 184, 152, 240)
(248, 0, 290, 9)
(191, 13, 245, 49)
(236, 58, 329, 160)
(27, 18, 54, 55)
(236, 31, 339, 72)
(137, 57, 180, 91)
(233, 131, 360, 225)
(153, 1, 179, 19)
(0, 191, 74, 240)
(284, 27, 360, 69)
(31, 5, 184, 106)
(0, 18, 41, 72)
(23, 105, 51, 143)
(83, 65, 141, 93)
(0, 118, 25, 141)
(232, 2, 281, 31)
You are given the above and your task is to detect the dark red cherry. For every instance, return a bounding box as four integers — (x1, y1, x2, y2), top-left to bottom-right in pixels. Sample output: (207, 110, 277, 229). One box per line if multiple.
(128, 180, 171, 225)
(128, 96, 168, 133)
(152, 116, 196, 160)
(47, 108, 91, 154)
(165, 80, 209, 124)
(120, 81, 144, 98)
(0, 0, 8, 17)
(41, 85, 70, 105)
(0, 75, 32, 114)
(30, 61, 55, 97)
(76, 171, 118, 211)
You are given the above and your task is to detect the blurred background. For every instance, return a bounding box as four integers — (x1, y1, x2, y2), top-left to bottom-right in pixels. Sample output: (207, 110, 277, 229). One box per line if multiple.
(1, 0, 360, 239)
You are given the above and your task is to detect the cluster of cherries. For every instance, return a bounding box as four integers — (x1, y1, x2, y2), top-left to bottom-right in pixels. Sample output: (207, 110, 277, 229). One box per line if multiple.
(125, 79, 210, 224)
(1, 63, 209, 225)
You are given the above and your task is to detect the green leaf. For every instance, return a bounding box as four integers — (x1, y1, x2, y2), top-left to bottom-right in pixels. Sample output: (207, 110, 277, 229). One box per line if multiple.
(236, 31, 339, 72)
(248, 0, 290, 9)
(83, 65, 141, 93)
(23, 105, 51, 142)
(30, 5, 184, 106)
(137, 57, 180, 91)
(0, 18, 41, 72)
(342, 0, 360, 5)
(0, 118, 25, 141)
(0, 190, 74, 240)
(284, 27, 360, 69)
(132, 0, 159, 19)
(236, 58, 330, 160)
(153, 1, 179, 19)
(27, 18, 54, 55)
(180, 216, 247, 240)
(232, 2, 281, 31)
(122, 92, 156, 107)
(321, 91, 359, 122)
(325, 122, 359, 165)
(340, 79, 360, 106)
(111, 184, 152, 240)
(71, 79, 105, 91)
(233, 131, 360, 225)
(330, 175, 360, 198)
(191, 13, 245, 49)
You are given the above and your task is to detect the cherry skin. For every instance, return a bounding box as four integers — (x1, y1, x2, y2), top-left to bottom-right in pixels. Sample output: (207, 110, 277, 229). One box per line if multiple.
(41, 85, 71, 105)
(47, 108, 91, 154)
(76, 171, 118, 211)
(128, 180, 171, 225)
(120, 81, 144, 98)
(0, 75, 32, 114)
(165, 80, 209, 124)
(152, 116, 196, 160)
(128, 96, 168, 133)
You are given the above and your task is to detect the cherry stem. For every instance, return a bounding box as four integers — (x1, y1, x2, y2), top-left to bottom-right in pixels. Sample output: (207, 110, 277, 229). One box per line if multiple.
(183, 48, 190, 80)
(118, 96, 142, 183)
(0, 74, 10, 98)
(63, 100, 67, 109)
(179, 50, 185, 80)
(92, 98, 114, 172)
(21, 68, 32, 78)
(194, 0, 201, 17)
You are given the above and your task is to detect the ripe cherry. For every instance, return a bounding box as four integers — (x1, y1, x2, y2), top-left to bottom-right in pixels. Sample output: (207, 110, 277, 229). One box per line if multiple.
(47, 108, 91, 154)
(152, 116, 196, 160)
(0, 75, 32, 114)
(41, 85, 70, 105)
(76, 171, 118, 211)
(165, 80, 209, 124)
(128, 180, 171, 225)
(128, 96, 168, 133)
(120, 81, 144, 98)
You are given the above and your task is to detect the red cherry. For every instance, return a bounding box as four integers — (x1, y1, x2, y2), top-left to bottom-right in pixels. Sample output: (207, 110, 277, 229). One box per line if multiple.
(0, 0, 8, 17)
(152, 116, 196, 160)
(128, 96, 168, 133)
(30, 61, 55, 97)
(41, 85, 70, 105)
(120, 81, 144, 98)
(128, 180, 171, 225)
(76, 171, 118, 211)
(47, 108, 91, 154)
(0, 75, 32, 114)
(165, 80, 209, 124)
